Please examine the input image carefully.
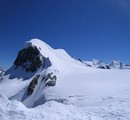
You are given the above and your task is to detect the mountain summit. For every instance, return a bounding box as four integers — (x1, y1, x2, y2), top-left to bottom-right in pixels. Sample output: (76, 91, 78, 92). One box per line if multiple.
(0, 39, 130, 108)
(0, 39, 130, 120)
(1, 39, 84, 107)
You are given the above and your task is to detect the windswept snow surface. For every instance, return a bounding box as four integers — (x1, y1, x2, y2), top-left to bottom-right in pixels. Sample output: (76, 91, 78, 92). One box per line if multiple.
(0, 69, 130, 120)
(0, 39, 130, 120)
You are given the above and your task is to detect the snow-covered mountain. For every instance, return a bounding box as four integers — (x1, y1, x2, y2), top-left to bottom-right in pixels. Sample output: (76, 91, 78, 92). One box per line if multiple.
(0, 39, 130, 120)
(0, 67, 4, 80)
(82, 59, 130, 69)
(1, 39, 85, 107)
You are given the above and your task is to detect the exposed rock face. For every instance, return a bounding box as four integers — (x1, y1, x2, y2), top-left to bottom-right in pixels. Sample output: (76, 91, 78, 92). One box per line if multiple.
(42, 72, 57, 87)
(27, 72, 57, 96)
(5, 45, 52, 79)
(27, 75, 40, 95)
(14, 46, 44, 72)
(98, 64, 110, 69)
(78, 59, 83, 63)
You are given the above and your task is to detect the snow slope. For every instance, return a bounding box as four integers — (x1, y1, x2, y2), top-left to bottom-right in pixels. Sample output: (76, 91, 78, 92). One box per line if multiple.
(0, 68, 130, 120)
(0, 39, 130, 120)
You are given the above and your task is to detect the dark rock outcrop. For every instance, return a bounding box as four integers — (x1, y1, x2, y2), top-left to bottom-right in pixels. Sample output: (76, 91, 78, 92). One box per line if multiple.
(27, 72, 57, 96)
(27, 75, 40, 95)
(5, 45, 52, 79)
(42, 72, 57, 87)
(14, 46, 44, 72)
(98, 65, 110, 69)
(78, 59, 83, 63)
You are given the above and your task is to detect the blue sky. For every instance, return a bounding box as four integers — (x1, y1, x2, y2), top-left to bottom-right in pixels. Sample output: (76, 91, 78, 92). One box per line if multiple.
(0, 0, 130, 69)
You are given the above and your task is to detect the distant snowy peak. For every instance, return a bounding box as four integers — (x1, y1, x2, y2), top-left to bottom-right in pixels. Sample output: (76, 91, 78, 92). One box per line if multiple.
(0, 67, 4, 80)
(82, 59, 109, 69)
(92, 59, 109, 69)
(82, 59, 130, 70)
(92, 59, 102, 66)
(109, 60, 122, 69)
(109, 60, 130, 69)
